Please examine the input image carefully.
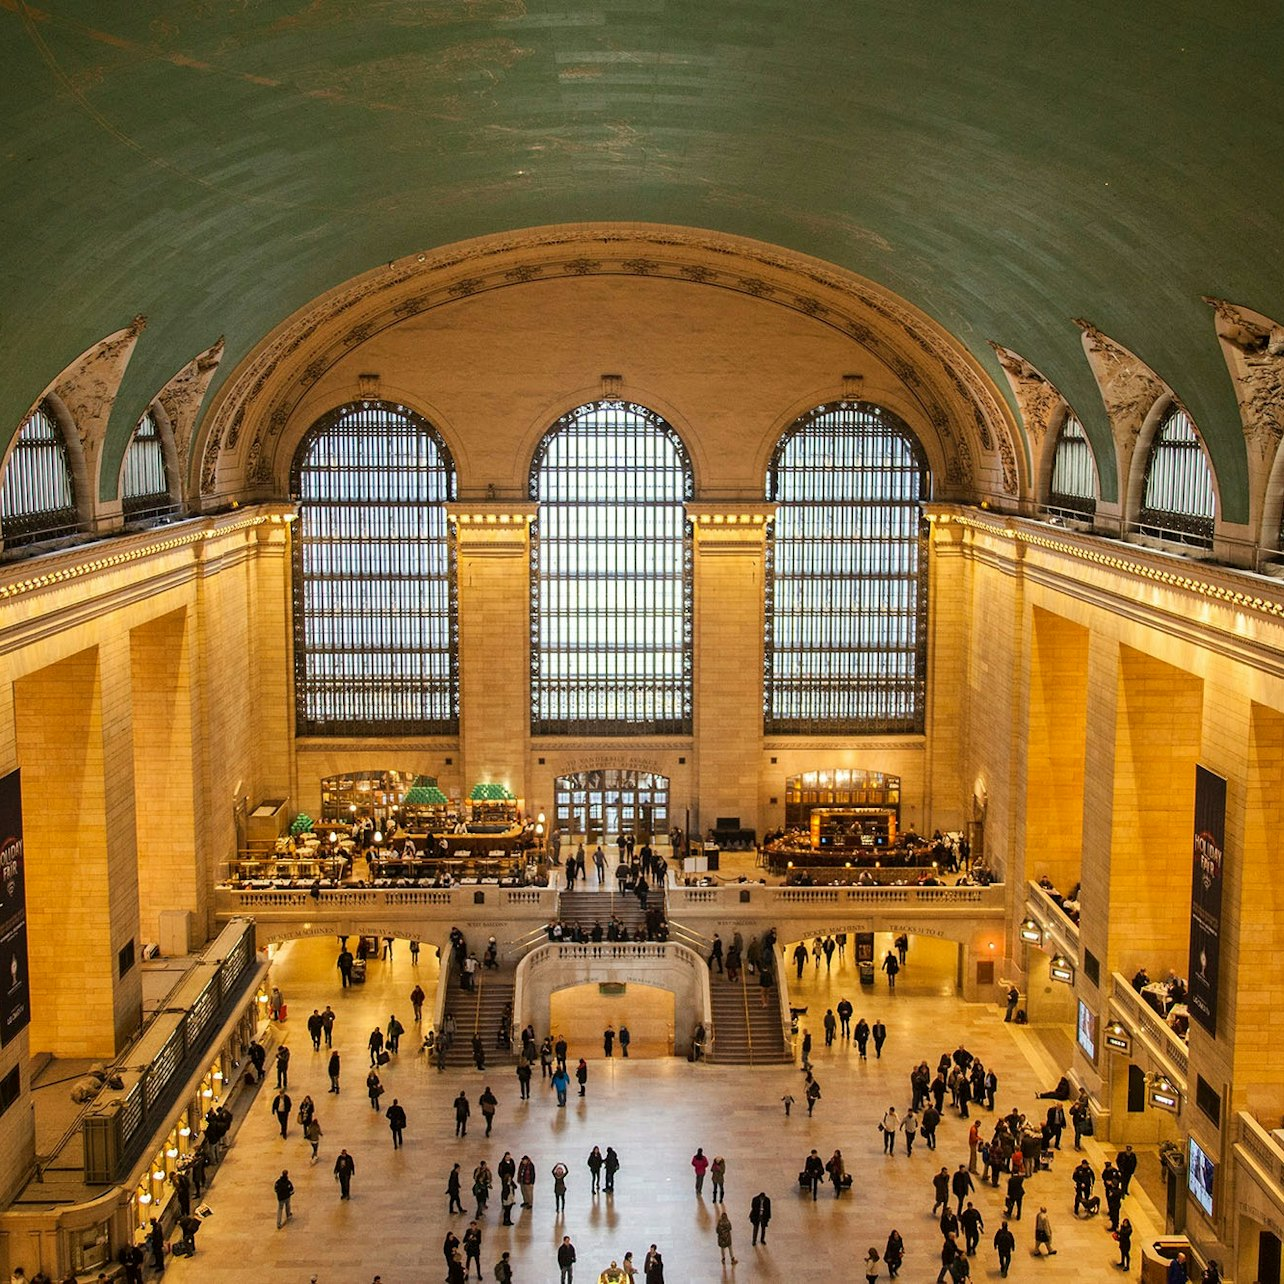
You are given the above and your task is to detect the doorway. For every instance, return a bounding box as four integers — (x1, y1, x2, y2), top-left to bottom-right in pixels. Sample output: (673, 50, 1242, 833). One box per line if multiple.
(554, 770, 669, 844)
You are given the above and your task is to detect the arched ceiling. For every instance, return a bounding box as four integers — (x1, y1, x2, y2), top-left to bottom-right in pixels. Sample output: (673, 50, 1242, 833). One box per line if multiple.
(1, 2, 1279, 521)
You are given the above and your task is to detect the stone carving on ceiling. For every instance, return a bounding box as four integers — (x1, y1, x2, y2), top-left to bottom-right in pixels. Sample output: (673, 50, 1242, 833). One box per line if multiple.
(49, 317, 146, 482)
(989, 343, 1064, 449)
(1205, 297, 1284, 460)
(155, 337, 224, 475)
(1075, 319, 1168, 447)
(198, 227, 1021, 502)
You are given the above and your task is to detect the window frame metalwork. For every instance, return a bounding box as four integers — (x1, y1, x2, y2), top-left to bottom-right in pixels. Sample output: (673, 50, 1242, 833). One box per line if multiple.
(0, 401, 80, 548)
(1137, 405, 1216, 548)
(554, 769, 670, 842)
(765, 400, 930, 735)
(290, 401, 459, 736)
(529, 400, 694, 737)
(122, 408, 179, 522)
(1047, 413, 1098, 519)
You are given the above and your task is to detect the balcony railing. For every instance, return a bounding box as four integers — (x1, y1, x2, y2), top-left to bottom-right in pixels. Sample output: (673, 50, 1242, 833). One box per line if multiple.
(1110, 972, 1189, 1081)
(668, 882, 1006, 912)
(1238, 1112, 1284, 1196)
(1024, 880, 1081, 959)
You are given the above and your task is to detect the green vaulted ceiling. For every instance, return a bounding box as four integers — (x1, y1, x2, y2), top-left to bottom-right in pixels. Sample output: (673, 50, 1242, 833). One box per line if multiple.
(1, 1, 1281, 517)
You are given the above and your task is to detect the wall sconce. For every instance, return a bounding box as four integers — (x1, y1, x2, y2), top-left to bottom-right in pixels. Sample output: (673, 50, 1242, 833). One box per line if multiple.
(1049, 955, 1075, 984)
(138, 1192, 152, 1205)
(153, 1169, 167, 1182)
(213, 1070, 224, 1082)
(166, 1147, 179, 1160)
(1104, 1021, 1132, 1055)
(202, 1087, 214, 1098)
(1019, 918, 1043, 944)
(537, 812, 546, 825)
(179, 1126, 191, 1138)
(328, 832, 338, 844)
(373, 831, 383, 844)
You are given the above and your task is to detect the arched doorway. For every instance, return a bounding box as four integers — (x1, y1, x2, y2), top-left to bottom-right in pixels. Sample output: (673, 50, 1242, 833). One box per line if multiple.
(549, 981, 675, 1057)
(554, 770, 669, 844)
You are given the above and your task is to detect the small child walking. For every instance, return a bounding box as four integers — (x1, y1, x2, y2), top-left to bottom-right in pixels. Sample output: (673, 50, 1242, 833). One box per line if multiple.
(782, 1093, 796, 1117)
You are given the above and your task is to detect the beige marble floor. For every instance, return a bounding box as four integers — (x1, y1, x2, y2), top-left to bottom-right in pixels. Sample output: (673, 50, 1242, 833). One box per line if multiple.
(158, 934, 1163, 1284)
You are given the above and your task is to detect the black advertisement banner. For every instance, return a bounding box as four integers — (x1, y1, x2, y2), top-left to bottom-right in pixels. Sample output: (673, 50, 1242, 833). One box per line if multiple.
(1188, 765, 1226, 1037)
(0, 916, 29, 1048)
(0, 769, 23, 927)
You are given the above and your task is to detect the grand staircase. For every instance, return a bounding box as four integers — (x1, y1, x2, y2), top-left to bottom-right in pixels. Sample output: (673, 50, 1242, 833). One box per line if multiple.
(707, 968, 793, 1065)
(439, 965, 516, 1070)
(556, 888, 666, 938)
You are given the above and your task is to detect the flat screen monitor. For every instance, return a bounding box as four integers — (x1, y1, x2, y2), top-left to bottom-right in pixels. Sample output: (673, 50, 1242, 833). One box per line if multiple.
(1187, 1136, 1215, 1217)
(1077, 999, 1097, 1061)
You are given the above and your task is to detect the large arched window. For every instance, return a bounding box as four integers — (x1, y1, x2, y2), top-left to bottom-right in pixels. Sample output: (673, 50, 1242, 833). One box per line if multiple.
(0, 401, 80, 549)
(1047, 413, 1097, 518)
(765, 401, 930, 734)
(121, 408, 179, 522)
(291, 402, 458, 735)
(1138, 405, 1215, 548)
(530, 401, 693, 735)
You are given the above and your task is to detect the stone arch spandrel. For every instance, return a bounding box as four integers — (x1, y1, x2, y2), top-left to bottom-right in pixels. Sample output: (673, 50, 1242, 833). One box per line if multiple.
(1206, 297, 1284, 550)
(153, 337, 225, 501)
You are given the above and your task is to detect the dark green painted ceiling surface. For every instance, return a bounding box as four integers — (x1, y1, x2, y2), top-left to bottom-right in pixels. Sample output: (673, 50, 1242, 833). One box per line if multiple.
(1, 1, 1279, 516)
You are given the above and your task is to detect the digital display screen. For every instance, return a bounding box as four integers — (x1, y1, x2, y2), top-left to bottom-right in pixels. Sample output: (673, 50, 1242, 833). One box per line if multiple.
(1077, 1000, 1097, 1061)
(1187, 1136, 1215, 1217)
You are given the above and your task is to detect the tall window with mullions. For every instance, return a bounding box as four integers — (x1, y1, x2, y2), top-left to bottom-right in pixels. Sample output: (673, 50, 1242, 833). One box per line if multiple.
(765, 401, 930, 734)
(530, 401, 694, 736)
(291, 402, 458, 735)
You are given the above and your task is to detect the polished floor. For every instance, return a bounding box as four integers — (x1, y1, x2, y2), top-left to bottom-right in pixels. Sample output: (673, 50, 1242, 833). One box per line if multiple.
(159, 934, 1164, 1284)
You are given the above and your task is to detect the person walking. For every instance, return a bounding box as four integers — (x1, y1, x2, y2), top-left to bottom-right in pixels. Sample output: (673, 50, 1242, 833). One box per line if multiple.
(493, 1251, 513, 1284)
(932, 1167, 951, 1215)
(463, 1222, 482, 1280)
(557, 1235, 577, 1283)
(386, 1013, 404, 1054)
(619, 1025, 631, 1057)
(448, 1163, 465, 1214)
(864, 1247, 882, 1284)
(1004, 1171, 1025, 1220)
(881, 1106, 900, 1154)
(516, 1057, 533, 1099)
(275, 1043, 290, 1089)
(274, 1169, 294, 1227)
(882, 951, 899, 989)
(1033, 1206, 1057, 1256)
(479, 1085, 498, 1136)
(327, 1049, 341, 1094)
(454, 1089, 471, 1136)
(333, 1148, 355, 1199)
(884, 1229, 905, 1279)
(960, 1201, 984, 1255)
(710, 1155, 726, 1202)
(321, 1005, 336, 1047)
(304, 1113, 322, 1162)
(872, 1019, 887, 1058)
(823, 1008, 837, 1046)
(271, 1088, 292, 1139)
(804, 1149, 825, 1200)
(368, 1026, 384, 1066)
(1117, 1217, 1133, 1271)
(410, 983, 426, 1022)
(644, 1250, 665, 1284)
(366, 1069, 384, 1111)
(517, 1154, 536, 1209)
(588, 1145, 604, 1194)
(576, 1058, 589, 1097)
(854, 1017, 870, 1057)
(472, 1160, 493, 1218)
(691, 1147, 709, 1195)
(307, 1008, 324, 1050)
(551, 1065, 571, 1106)
(604, 1145, 620, 1193)
(993, 1220, 1015, 1277)
(805, 1075, 821, 1117)
(386, 1097, 406, 1148)
(750, 1191, 772, 1245)
(901, 1109, 919, 1156)
(603, 1025, 616, 1057)
(1116, 1144, 1138, 1194)
(716, 1209, 738, 1266)
(552, 1161, 569, 1214)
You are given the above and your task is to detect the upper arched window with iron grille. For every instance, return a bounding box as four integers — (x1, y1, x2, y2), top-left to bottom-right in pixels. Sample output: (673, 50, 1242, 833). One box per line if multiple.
(529, 400, 694, 736)
(0, 402, 80, 548)
(122, 409, 179, 521)
(1047, 414, 1097, 518)
(1137, 406, 1216, 548)
(765, 401, 930, 734)
(290, 401, 458, 734)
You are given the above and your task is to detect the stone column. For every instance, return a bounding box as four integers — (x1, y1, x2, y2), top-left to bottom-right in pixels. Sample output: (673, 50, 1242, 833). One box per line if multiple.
(688, 504, 773, 836)
(450, 505, 537, 800)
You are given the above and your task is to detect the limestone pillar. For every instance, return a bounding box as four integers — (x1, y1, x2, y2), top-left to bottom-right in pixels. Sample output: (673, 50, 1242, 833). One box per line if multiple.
(451, 505, 536, 800)
(689, 504, 773, 835)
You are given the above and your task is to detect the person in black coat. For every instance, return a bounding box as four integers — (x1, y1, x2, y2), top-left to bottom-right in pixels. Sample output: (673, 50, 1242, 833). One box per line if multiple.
(993, 1220, 1016, 1277)
(750, 1191, 772, 1244)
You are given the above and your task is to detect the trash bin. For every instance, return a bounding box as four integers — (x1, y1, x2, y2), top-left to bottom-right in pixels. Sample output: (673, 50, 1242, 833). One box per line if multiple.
(859, 961, 875, 986)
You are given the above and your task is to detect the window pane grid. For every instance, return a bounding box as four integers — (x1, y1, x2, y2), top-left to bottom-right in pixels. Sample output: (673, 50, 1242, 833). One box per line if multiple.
(530, 401, 693, 735)
(1138, 407, 1215, 548)
(122, 410, 178, 521)
(765, 402, 929, 734)
(291, 402, 459, 735)
(1047, 414, 1097, 518)
(0, 403, 79, 547)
